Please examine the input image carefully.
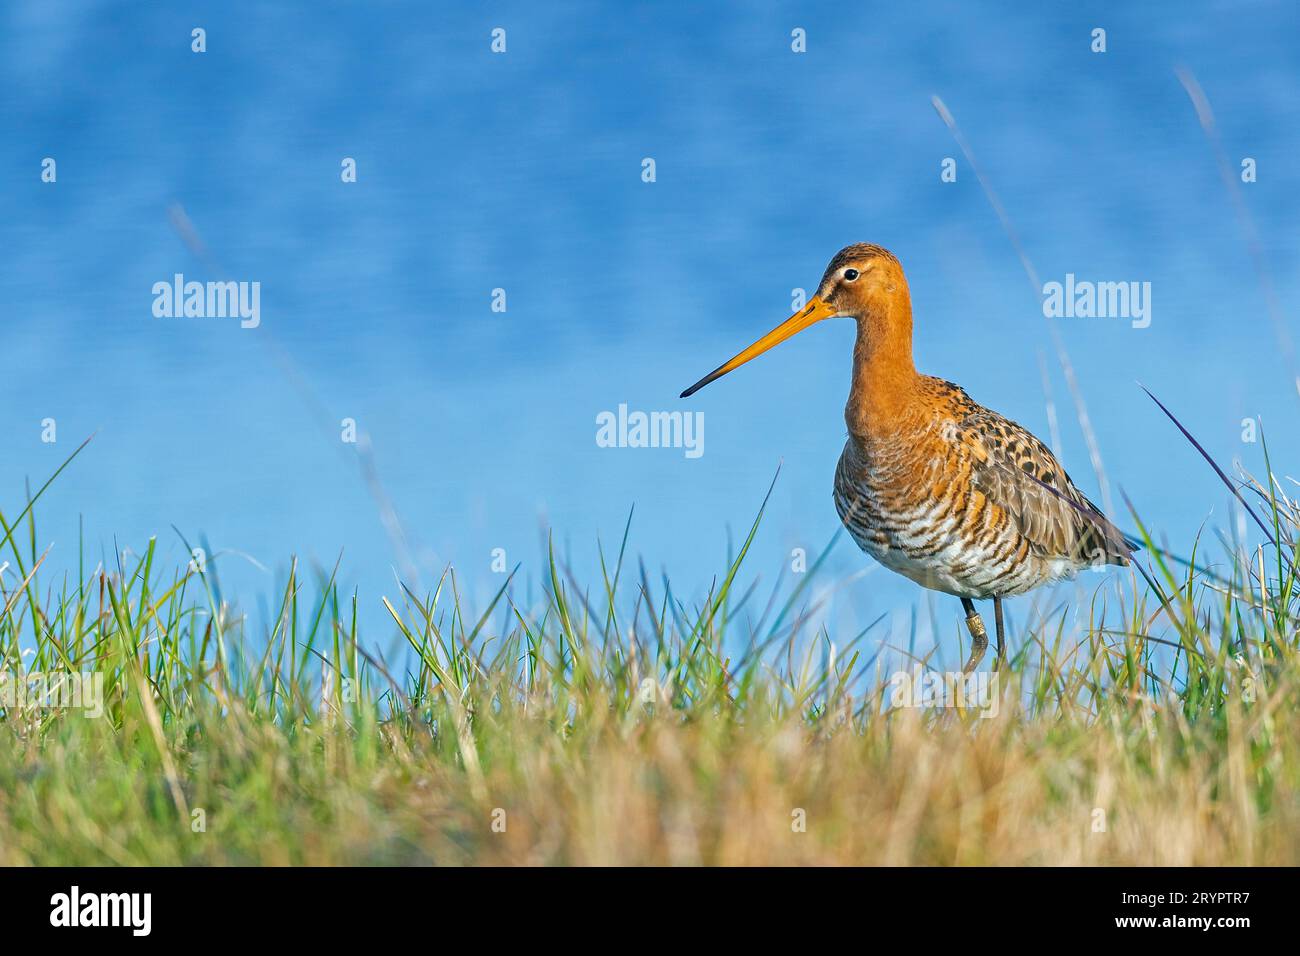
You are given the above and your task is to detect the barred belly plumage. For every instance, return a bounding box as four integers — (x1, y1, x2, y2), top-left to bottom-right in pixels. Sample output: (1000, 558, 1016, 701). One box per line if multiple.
(833, 440, 1053, 599)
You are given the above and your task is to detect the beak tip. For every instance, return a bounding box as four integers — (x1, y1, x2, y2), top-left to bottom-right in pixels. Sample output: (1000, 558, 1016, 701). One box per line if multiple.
(681, 376, 711, 398)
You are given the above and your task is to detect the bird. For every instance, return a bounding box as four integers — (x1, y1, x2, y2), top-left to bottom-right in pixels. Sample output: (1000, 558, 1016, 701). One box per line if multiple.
(680, 243, 1135, 673)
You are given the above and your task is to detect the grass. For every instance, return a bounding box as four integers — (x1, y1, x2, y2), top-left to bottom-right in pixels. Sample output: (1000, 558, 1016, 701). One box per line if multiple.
(1, 431, 1299, 866)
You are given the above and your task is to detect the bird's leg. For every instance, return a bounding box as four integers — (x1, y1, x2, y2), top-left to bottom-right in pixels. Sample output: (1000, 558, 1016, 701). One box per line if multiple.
(960, 597, 987, 674)
(993, 597, 1005, 671)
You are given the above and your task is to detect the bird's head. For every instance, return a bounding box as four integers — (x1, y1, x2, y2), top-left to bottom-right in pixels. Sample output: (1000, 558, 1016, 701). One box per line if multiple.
(680, 243, 908, 398)
(813, 243, 908, 320)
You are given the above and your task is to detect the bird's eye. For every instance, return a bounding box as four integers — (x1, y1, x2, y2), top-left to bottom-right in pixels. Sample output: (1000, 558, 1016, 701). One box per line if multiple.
(843, 268, 860, 281)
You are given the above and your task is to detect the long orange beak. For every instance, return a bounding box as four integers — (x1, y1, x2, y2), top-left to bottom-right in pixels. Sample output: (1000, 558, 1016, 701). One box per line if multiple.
(680, 296, 838, 398)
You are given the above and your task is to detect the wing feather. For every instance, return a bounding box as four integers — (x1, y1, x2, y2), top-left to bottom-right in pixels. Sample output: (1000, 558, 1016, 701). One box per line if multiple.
(954, 406, 1132, 567)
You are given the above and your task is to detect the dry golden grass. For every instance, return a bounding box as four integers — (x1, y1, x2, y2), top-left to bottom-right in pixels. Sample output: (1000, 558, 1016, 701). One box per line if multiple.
(1, 448, 1298, 865)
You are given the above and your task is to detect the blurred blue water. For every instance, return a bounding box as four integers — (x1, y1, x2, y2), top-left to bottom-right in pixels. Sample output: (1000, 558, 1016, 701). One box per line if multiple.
(2, 1, 1297, 664)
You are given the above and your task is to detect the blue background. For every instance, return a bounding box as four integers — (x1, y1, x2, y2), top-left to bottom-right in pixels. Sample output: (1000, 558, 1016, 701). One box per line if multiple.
(3, 2, 1297, 666)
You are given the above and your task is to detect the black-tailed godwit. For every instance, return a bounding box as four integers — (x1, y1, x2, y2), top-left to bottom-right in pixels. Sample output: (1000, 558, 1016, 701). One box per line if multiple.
(681, 243, 1134, 672)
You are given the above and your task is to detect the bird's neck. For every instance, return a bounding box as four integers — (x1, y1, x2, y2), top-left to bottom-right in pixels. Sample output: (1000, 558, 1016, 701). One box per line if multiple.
(845, 301, 919, 439)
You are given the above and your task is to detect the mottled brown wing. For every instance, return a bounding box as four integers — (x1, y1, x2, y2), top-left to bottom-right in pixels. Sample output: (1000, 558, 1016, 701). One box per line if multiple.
(955, 406, 1132, 567)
